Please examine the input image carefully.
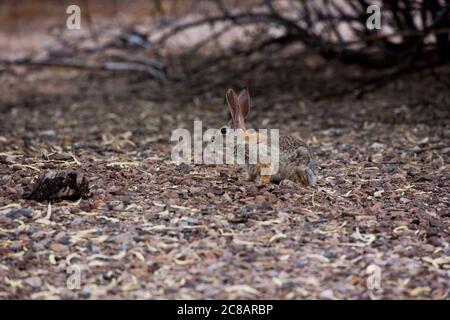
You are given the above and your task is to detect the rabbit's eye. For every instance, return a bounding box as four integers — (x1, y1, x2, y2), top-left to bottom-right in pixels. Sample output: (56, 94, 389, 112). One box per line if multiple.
(220, 127, 228, 135)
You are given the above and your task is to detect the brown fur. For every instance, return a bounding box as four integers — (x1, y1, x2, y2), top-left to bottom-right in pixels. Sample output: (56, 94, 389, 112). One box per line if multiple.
(222, 88, 318, 186)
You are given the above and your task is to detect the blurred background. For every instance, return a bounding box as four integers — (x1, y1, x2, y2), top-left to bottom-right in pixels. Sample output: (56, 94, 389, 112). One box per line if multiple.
(2, 1, 450, 59)
(1, 0, 449, 146)
(2, 0, 449, 90)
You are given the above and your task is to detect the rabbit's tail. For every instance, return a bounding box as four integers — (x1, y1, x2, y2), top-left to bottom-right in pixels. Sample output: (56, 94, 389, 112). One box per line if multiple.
(305, 166, 318, 187)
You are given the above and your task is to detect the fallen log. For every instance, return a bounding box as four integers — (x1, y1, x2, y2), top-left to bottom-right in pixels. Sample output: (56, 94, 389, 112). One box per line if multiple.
(23, 170, 89, 202)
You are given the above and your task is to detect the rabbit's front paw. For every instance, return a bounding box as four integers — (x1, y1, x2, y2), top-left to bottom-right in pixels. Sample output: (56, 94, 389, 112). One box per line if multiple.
(259, 175, 271, 185)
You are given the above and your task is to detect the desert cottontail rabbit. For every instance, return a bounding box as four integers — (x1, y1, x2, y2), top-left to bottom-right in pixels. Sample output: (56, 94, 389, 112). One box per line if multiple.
(219, 88, 318, 186)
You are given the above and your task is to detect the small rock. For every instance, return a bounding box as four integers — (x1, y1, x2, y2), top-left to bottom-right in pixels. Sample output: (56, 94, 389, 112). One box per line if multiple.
(255, 195, 266, 205)
(280, 180, 297, 189)
(10, 241, 23, 252)
(5, 207, 33, 219)
(189, 187, 202, 194)
(222, 192, 232, 202)
(328, 128, 345, 136)
(79, 288, 91, 299)
(58, 237, 71, 245)
(30, 231, 47, 240)
(337, 143, 351, 152)
(33, 243, 46, 251)
(4, 155, 19, 164)
(55, 232, 71, 245)
(49, 243, 67, 252)
(370, 142, 385, 151)
(400, 197, 410, 203)
(24, 276, 42, 288)
(370, 152, 383, 163)
(39, 130, 56, 140)
(211, 188, 224, 196)
(255, 195, 272, 210)
(108, 186, 122, 195)
(227, 205, 255, 223)
(0, 216, 13, 226)
(319, 289, 335, 299)
(175, 163, 190, 174)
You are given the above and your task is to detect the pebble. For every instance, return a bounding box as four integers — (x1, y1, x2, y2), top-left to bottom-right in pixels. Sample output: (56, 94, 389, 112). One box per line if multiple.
(370, 142, 385, 151)
(5, 207, 33, 219)
(24, 276, 42, 288)
(222, 192, 232, 202)
(49, 243, 67, 252)
(0, 216, 13, 225)
(175, 163, 191, 173)
(10, 241, 23, 252)
(189, 187, 202, 194)
(55, 232, 71, 245)
(319, 289, 335, 299)
(31, 231, 48, 240)
(255, 195, 266, 205)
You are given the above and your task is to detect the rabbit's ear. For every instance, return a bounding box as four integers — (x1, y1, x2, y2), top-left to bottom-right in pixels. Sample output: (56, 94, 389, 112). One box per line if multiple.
(238, 89, 250, 119)
(226, 88, 239, 127)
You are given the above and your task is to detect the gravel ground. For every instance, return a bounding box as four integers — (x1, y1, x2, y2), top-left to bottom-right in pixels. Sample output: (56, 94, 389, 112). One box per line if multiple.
(0, 57, 449, 299)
